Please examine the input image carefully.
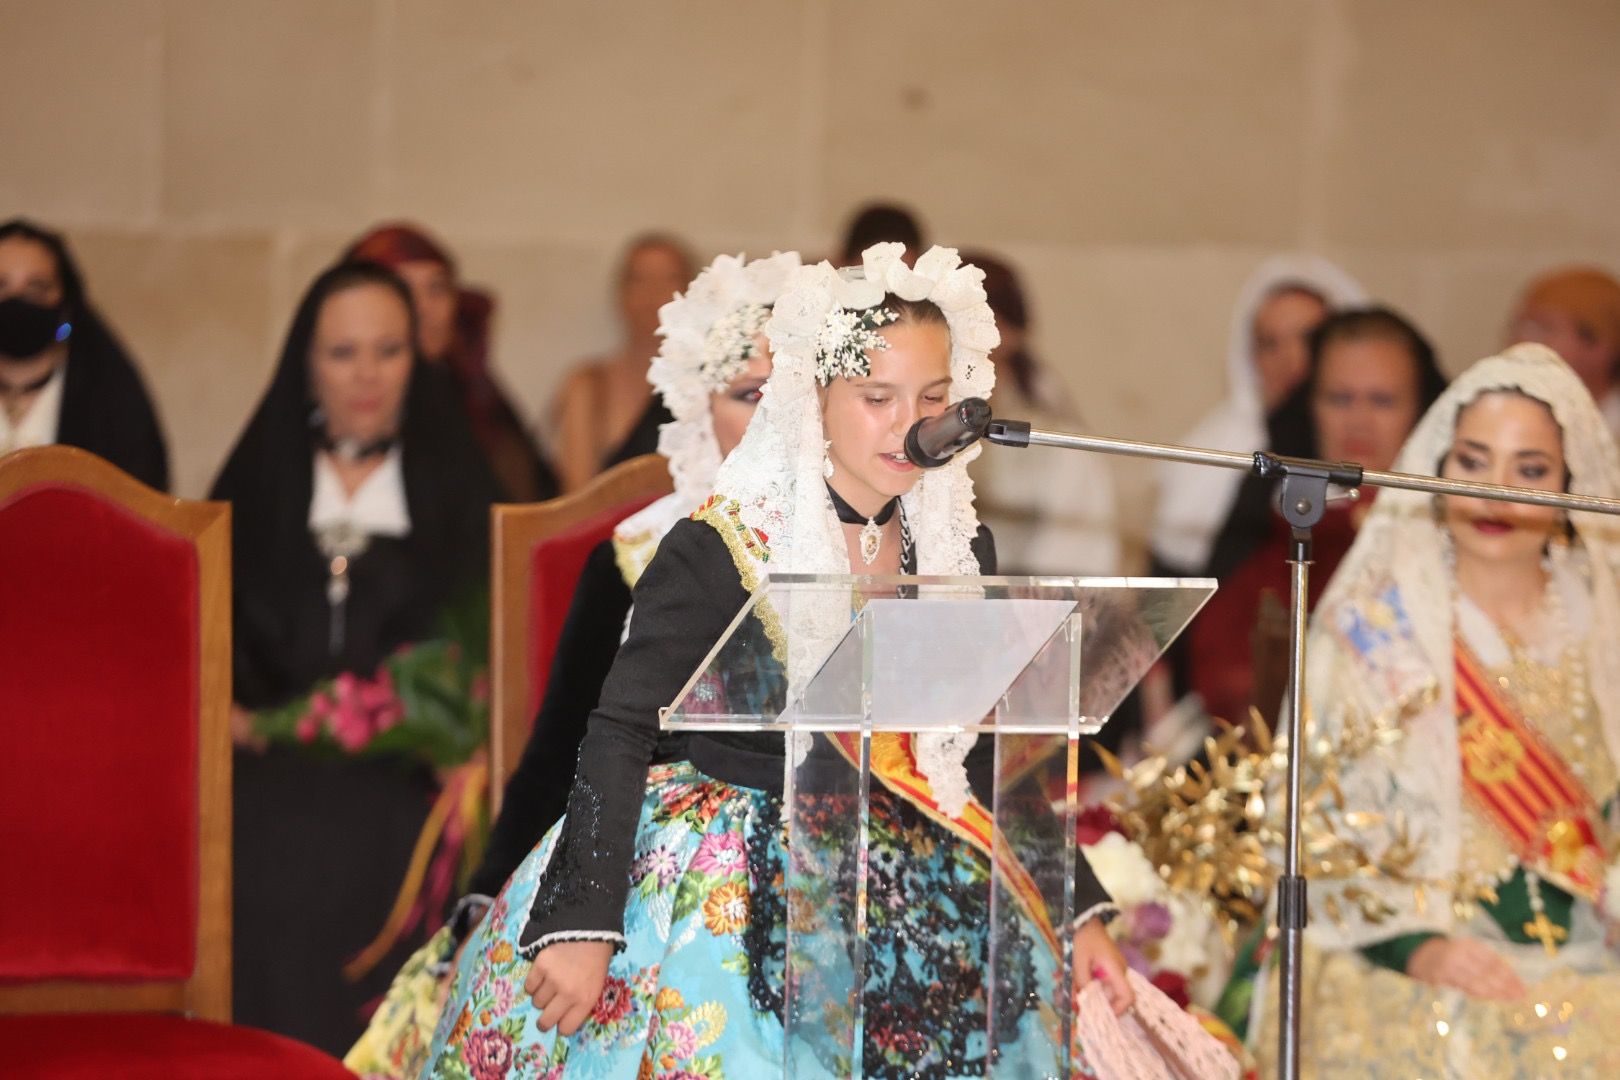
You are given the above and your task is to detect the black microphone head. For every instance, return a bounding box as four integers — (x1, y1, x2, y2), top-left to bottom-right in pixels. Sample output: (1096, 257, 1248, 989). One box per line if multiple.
(904, 397, 992, 468)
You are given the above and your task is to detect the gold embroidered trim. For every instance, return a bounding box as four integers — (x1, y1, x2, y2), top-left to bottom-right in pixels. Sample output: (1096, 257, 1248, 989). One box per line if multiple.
(692, 495, 786, 659)
(610, 526, 660, 589)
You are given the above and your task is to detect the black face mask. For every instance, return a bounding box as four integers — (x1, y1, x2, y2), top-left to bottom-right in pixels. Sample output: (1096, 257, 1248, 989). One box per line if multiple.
(0, 297, 68, 361)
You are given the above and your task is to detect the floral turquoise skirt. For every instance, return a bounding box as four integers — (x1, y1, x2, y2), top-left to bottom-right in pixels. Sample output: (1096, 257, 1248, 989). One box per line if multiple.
(420, 761, 1053, 1080)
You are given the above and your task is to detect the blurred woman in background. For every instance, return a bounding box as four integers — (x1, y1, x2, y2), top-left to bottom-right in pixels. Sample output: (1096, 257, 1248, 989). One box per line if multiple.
(1508, 265, 1620, 442)
(550, 233, 695, 491)
(0, 218, 169, 489)
(346, 222, 556, 502)
(1188, 306, 1446, 725)
(212, 261, 497, 1053)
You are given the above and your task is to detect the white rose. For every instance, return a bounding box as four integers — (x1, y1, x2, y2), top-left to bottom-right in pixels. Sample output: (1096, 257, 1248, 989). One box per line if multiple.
(911, 246, 961, 288)
(930, 265, 988, 314)
(860, 241, 908, 289)
(884, 261, 934, 302)
(767, 274, 834, 347)
(706, 252, 747, 287)
(1155, 893, 1216, 978)
(1083, 832, 1164, 908)
(833, 274, 886, 312)
(951, 309, 1002, 353)
(747, 251, 801, 304)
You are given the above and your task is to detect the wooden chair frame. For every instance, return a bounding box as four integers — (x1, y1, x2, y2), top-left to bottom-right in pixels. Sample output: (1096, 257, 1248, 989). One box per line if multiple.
(490, 453, 672, 811)
(0, 446, 233, 1021)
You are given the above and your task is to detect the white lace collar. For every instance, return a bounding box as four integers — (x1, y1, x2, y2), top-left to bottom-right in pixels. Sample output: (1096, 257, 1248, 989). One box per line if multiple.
(308, 447, 410, 538)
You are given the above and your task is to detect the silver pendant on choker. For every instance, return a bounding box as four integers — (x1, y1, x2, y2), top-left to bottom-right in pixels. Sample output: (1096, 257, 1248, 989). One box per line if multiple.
(859, 517, 883, 565)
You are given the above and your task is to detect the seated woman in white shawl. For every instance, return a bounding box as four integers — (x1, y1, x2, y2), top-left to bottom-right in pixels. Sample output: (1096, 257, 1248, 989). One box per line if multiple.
(1253, 343, 1620, 1077)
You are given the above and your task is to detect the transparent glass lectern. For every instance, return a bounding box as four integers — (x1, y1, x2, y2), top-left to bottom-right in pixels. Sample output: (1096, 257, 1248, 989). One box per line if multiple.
(662, 573, 1214, 1079)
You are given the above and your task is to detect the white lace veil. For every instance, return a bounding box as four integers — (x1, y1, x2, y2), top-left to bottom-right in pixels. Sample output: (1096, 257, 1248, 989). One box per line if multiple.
(706, 243, 999, 811)
(612, 251, 802, 554)
(1303, 342, 1620, 948)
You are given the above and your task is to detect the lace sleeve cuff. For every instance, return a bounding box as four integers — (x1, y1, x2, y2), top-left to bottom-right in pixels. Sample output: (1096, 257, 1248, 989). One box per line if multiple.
(518, 929, 628, 960)
(1066, 901, 1121, 936)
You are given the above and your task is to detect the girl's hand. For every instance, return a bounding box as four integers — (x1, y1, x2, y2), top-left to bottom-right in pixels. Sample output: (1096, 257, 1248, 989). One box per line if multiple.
(524, 940, 615, 1036)
(1073, 916, 1135, 1016)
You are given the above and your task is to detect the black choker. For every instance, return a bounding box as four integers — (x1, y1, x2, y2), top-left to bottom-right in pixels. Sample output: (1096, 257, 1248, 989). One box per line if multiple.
(826, 483, 899, 565)
(0, 366, 58, 400)
(315, 430, 398, 464)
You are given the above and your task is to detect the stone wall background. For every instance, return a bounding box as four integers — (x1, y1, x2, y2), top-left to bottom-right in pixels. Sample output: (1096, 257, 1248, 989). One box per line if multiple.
(6, 0, 1619, 557)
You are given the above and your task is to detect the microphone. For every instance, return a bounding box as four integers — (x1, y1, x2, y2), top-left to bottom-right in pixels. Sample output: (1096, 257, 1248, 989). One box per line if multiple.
(904, 397, 992, 468)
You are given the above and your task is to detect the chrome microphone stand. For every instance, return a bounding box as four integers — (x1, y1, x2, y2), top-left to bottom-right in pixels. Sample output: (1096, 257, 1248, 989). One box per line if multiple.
(978, 413, 1620, 1080)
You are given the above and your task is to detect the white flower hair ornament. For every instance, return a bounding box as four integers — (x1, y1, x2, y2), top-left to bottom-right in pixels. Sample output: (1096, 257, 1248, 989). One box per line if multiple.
(648, 250, 802, 510)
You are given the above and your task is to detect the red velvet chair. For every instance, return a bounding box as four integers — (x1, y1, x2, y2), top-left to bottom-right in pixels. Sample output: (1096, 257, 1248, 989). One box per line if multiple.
(0, 446, 354, 1078)
(490, 453, 673, 811)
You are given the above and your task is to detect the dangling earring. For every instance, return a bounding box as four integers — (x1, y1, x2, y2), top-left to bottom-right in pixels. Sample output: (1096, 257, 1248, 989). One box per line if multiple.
(824, 440, 835, 480)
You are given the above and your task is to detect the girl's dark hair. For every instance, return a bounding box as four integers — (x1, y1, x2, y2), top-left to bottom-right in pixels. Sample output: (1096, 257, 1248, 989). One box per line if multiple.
(886, 296, 947, 327)
(287, 261, 420, 388)
(1308, 306, 1444, 401)
(0, 217, 87, 312)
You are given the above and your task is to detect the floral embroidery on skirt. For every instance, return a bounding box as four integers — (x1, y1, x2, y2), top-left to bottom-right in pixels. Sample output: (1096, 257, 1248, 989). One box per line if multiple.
(421, 761, 1051, 1079)
(345, 925, 455, 1079)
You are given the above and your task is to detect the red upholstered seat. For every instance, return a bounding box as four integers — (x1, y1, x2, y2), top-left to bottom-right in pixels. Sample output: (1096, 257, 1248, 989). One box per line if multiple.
(524, 496, 659, 714)
(0, 1014, 358, 1079)
(0, 448, 352, 1076)
(0, 487, 199, 983)
(490, 453, 673, 809)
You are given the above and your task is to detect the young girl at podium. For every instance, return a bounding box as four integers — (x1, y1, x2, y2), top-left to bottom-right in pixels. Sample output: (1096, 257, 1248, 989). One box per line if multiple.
(419, 245, 1135, 1078)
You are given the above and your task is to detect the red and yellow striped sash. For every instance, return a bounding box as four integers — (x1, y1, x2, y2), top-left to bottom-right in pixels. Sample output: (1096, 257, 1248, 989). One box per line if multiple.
(1454, 641, 1604, 900)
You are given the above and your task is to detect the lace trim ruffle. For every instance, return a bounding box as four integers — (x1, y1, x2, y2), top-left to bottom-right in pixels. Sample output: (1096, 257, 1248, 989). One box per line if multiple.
(517, 929, 627, 960)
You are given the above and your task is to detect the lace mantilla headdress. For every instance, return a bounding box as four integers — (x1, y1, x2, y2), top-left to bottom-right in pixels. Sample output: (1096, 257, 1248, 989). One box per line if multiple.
(1301, 342, 1620, 949)
(640, 251, 802, 516)
(702, 242, 1000, 813)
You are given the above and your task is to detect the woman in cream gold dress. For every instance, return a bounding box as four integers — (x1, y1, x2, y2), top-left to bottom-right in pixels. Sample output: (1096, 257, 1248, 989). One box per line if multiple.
(1254, 343, 1620, 1077)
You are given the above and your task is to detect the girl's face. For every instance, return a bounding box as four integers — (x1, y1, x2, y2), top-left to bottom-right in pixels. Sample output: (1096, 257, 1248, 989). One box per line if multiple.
(1440, 391, 1567, 568)
(392, 258, 457, 362)
(708, 340, 771, 458)
(820, 319, 952, 515)
(308, 283, 413, 445)
(1311, 335, 1423, 473)
(1252, 287, 1328, 412)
